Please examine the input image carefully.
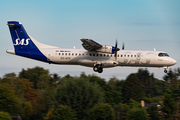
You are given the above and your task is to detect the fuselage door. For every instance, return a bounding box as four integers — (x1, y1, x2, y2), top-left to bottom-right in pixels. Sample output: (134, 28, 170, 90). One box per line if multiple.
(47, 52, 53, 61)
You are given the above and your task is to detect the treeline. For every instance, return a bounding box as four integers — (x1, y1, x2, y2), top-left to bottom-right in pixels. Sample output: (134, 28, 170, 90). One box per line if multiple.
(0, 67, 180, 120)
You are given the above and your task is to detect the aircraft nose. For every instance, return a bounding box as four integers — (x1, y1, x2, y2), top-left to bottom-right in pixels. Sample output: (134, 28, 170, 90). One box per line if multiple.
(171, 59, 177, 65)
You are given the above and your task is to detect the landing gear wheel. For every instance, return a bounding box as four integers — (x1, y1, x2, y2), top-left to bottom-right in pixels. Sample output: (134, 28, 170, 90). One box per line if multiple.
(164, 69, 167, 73)
(93, 64, 103, 73)
(93, 66, 98, 72)
(97, 67, 103, 73)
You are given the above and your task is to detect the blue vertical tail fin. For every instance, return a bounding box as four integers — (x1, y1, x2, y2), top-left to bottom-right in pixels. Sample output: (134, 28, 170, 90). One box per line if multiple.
(7, 21, 56, 62)
(7, 21, 37, 50)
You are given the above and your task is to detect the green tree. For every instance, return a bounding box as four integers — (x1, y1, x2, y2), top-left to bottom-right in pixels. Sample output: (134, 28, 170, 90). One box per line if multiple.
(0, 112, 11, 120)
(54, 77, 105, 120)
(0, 84, 22, 116)
(127, 107, 148, 120)
(23, 102, 33, 120)
(147, 105, 159, 120)
(128, 99, 141, 108)
(19, 67, 50, 89)
(1, 73, 26, 99)
(163, 94, 176, 118)
(89, 75, 122, 105)
(163, 68, 179, 90)
(122, 73, 144, 103)
(171, 88, 180, 102)
(109, 78, 125, 92)
(45, 105, 77, 120)
(90, 103, 115, 120)
(18, 67, 57, 119)
(114, 103, 129, 120)
(136, 69, 156, 98)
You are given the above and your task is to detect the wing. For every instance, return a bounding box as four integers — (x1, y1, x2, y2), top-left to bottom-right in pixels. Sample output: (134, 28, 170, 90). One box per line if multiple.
(81, 38, 102, 51)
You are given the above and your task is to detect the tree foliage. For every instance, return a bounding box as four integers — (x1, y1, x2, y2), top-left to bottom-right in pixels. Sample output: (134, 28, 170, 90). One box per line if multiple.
(0, 84, 22, 115)
(114, 103, 129, 120)
(23, 102, 33, 120)
(44, 105, 77, 120)
(122, 73, 144, 103)
(0, 112, 11, 120)
(147, 104, 159, 120)
(19, 67, 50, 89)
(90, 103, 115, 120)
(89, 75, 122, 105)
(127, 107, 148, 120)
(0, 67, 179, 119)
(163, 68, 180, 90)
(54, 77, 105, 120)
(163, 94, 176, 118)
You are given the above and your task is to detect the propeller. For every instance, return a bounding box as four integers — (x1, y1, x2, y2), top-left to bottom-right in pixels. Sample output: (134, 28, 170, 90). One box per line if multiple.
(114, 40, 120, 61)
(122, 42, 125, 50)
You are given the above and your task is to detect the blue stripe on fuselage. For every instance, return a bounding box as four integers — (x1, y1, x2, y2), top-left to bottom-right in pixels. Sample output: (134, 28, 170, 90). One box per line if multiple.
(15, 49, 48, 63)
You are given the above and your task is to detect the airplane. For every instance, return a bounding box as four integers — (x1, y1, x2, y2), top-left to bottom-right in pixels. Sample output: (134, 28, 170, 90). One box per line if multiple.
(6, 21, 177, 73)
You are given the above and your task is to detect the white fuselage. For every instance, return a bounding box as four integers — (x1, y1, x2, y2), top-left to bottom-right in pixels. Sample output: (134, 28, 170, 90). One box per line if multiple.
(39, 48, 177, 68)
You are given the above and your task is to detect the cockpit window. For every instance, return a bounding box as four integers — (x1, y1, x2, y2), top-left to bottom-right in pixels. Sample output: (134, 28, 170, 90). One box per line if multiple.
(158, 53, 169, 57)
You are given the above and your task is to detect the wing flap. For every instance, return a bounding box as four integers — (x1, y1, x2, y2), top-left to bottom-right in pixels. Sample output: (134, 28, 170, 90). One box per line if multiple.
(81, 38, 102, 51)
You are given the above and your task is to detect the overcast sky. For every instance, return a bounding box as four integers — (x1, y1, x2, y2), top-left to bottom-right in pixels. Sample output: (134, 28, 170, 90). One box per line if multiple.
(0, 0, 180, 81)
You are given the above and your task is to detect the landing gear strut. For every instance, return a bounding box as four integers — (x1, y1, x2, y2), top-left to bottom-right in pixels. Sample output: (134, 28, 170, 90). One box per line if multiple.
(93, 64, 103, 73)
(164, 69, 167, 73)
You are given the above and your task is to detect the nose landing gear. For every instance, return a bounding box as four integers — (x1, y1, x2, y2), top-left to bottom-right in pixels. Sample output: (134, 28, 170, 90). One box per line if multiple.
(163, 66, 168, 73)
(164, 69, 167, 73)
(93, 64, 103, 73)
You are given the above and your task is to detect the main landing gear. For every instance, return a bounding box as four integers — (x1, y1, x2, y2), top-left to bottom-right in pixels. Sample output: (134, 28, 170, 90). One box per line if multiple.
(93, 64, 103, 73)
(164, 69, 167, 73)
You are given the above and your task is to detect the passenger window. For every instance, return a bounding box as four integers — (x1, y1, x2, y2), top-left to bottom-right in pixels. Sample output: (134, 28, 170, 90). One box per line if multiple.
(69, 53, 71, 55)
(82, 54, 84, 56)
(59, 53, 61, 55)
(128, 55, 129, 57)
(104, 54, 106, 57)
(100, 54, 102, 56)
(134, 55, 136, 57)
(107, 54, 109, 57)
(65, 53, 67, 55)
(90, 54, 92, 56)
(131, 55, 133, 57)
(93, 54, 95, 56)
(62, 53, 64, 55)
(75, 53, 77, 56)
(79, 53, 81, 56)
(121, 55, 123, 57)
(97, 54, 99, 56)
(124, 55, 126, 57)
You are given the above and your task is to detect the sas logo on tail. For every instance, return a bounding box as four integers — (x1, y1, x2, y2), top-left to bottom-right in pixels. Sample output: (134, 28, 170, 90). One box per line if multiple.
(14, 38, 30, 45)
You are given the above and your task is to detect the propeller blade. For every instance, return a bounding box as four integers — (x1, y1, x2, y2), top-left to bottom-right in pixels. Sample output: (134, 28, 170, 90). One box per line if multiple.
(114, 40, 120, 61)
(122, 42, 124, 50)
(115, 40, 120, 51)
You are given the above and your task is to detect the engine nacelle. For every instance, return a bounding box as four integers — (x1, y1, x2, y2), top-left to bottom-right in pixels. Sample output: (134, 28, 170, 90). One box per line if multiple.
(96, 45, 115, 54)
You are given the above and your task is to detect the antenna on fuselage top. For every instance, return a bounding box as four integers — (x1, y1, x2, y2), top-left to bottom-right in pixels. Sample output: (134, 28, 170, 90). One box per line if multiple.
(154, 48, 156, 51)
(73, 46, 76, 49)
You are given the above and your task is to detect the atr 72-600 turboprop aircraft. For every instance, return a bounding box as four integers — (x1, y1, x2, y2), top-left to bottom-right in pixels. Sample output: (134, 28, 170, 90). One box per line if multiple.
(6, 21, 177, 73)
